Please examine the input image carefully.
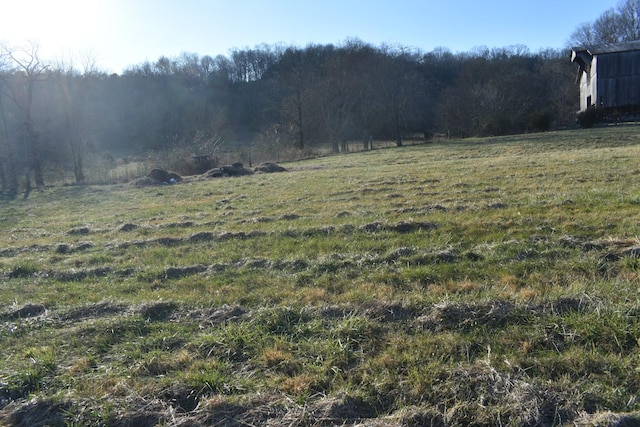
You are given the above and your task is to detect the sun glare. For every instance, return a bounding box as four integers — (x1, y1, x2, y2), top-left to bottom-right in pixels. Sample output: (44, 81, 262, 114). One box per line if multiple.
(0, 0, 108, 62)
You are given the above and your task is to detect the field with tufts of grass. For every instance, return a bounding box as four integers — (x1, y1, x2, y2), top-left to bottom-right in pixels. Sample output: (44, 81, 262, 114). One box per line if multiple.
(3, 125, 640, 425)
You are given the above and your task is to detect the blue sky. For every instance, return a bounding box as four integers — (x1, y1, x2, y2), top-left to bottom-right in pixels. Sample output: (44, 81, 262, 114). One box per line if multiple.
(0, 0, 620, 73)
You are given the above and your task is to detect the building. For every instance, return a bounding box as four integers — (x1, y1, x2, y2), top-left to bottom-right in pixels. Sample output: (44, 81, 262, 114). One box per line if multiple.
(571, 40, 640, 113)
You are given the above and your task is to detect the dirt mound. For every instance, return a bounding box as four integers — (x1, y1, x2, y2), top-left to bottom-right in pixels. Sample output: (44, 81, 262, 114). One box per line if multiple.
(416, 300, 518, 332)
(59, 301, 127, 321)
(4, 303, 47, 320)
(162, 264, 208, 279)
(54, 241, 94, 254)
(310, 395, 378, 421)
(1, 391, 634, 426)
(203, 163, 253, 178)
(130, 168, 183, 186)
(118, 223, 138, 232)
(437, 362, 577, 425)
(178, 393, 383, 426)
(0, 398, 71, 427)
(136, 301, 180, 321)
(361, 300, 417, 321)
(253, 162, 286, 173)
(148, 168, 182, 184)
(188, 231, 215, 242)
(358, 221, 437, 233)
(573, 411, 640, 426)
(67, 226, 92, 235)
(52, 267, 112, 281)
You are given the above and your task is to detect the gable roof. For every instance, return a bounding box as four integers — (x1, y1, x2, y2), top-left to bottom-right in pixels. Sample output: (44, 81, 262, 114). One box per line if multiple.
(572, 40, 640, 56)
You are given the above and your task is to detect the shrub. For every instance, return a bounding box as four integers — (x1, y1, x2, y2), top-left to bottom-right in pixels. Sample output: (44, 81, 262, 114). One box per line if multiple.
(577, 107, 606, 128)
(529, 110, 553, 132)
(483, 114, 512, 136)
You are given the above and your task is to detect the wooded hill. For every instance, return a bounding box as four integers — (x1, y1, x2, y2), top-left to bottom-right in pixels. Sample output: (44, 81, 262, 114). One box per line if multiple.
(0, 40, 577, 192)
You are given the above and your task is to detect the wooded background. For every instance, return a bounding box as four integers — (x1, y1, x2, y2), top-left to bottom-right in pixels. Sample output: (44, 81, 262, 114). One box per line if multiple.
(0, 0, 637, 192)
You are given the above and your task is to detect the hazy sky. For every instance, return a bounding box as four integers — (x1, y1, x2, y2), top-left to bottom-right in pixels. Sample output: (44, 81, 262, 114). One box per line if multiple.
(0, 0, 620, 74)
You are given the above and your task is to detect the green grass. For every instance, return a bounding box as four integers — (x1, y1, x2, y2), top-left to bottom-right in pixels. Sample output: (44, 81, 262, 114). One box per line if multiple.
(3, 125, 640, 425)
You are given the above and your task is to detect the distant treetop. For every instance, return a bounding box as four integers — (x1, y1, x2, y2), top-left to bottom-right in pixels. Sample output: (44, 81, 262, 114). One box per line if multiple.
(570, 0, 640, 48)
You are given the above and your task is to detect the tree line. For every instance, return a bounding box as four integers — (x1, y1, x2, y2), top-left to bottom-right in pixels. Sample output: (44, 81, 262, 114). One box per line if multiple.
(0, 38, 578, 195)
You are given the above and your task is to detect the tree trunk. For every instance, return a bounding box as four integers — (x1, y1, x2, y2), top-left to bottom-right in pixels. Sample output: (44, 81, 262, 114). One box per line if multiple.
(5, 155, 18, 196)
(295, 90, 305, 150)
(0, 159, 6, 191)
(33, 165, 44, 187)
(67, 116, 85, 183)
(24, 166, 32, 197)
(331, 140, 340, 153)
(25, 87, 44, 187)
(25, 76, 44, 188)
(394, 120, 403, 147)
(28, 134, 44, 187)
(0, 97, 18, 195)
(363, 132, 372, 151)
(74, 156, 85, 183)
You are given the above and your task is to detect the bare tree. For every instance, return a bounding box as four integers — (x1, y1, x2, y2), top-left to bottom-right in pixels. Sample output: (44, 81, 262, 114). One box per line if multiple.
(570, 22, 597, 47)
(570, 0, 640, 46)
(274, 46, 326, 149)
(3, 42, 49, 188)
(0, 49, 19, 195)
(618, 0, 640, 40)
(66, 52, 105, 183)
(594, 9, 626, 43)
(315, 45, 361, 153)
(51, 63, 87, 183)
(376, 47, 423, 146)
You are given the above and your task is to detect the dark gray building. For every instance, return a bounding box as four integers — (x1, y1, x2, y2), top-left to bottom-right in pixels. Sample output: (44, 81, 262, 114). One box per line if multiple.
(571, 40, 640, 112)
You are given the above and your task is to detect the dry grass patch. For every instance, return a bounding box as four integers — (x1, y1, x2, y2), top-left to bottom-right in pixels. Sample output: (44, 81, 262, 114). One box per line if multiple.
(3, 126, 640, 424)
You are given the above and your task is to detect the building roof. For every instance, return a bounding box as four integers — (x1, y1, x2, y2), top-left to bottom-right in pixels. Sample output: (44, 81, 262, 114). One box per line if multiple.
(572, 40, 640, 56)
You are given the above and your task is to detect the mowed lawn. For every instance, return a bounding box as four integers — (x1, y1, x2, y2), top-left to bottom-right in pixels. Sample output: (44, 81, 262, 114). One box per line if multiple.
(2, 125, 640, 425)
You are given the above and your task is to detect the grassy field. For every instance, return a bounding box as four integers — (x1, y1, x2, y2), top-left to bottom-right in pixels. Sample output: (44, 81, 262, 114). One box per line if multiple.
(3, 125, 640, 425)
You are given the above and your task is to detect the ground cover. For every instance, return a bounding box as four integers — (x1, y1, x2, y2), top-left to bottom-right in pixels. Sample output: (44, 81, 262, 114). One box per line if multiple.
(2, 126, 640, 425)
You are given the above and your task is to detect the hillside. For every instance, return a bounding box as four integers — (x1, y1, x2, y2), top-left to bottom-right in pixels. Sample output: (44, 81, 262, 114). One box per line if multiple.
(2, 126, 640, 425)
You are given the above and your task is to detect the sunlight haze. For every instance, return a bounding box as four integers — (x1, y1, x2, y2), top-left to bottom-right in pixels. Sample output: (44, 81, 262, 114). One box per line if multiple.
(0, 0, 620, 73)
